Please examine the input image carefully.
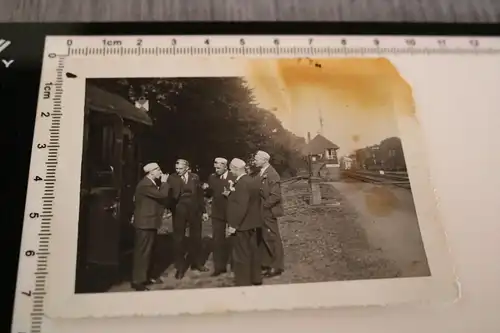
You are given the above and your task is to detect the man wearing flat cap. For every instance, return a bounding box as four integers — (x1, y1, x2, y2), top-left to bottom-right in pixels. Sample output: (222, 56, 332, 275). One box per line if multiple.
(131, 162, 170, 291)
(205, 157, 236, 276)
(254, 150, 285, 278)
(226, 158, 264, 286)
(167, 159, 208, 279)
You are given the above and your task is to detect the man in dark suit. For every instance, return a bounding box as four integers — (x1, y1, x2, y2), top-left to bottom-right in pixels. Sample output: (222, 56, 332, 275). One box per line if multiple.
(204, 157, 236, 276)
(168, 159, 208, 279)
(131, 162, 170, 291)
(254, 150, 285, 278)
(226, 158, 264, 286)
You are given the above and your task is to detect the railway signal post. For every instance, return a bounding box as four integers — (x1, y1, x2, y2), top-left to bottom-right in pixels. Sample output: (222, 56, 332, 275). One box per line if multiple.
(307, 153, 322, 205)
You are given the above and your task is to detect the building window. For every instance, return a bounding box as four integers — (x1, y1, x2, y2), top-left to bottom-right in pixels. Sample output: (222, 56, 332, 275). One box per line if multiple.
(325, 148, 333, 159)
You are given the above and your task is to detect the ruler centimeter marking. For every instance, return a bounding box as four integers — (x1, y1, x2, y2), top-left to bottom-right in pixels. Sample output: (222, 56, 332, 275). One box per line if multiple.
(12, 34, 499, 333)
(68, 45, 500, 56)
(13, 54, 66, 333)
(49, 35, 500, 57)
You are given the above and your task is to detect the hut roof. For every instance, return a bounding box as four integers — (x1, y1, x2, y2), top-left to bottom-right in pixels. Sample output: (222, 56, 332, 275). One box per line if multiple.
(85, 84, 153, 126)
(302, 134, 339, 155)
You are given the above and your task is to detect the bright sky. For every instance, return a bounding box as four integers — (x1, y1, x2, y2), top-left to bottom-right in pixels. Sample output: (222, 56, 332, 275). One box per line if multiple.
(243, 58, 413, 156)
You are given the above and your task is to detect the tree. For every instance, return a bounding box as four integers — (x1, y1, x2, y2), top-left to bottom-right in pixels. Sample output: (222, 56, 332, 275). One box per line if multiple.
(90, 77, 306, 180)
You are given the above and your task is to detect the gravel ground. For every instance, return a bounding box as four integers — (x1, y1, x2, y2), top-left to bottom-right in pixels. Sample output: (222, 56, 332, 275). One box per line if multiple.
(273, 180, 401, 284)
(329, 180, 430, 278)
(109, 180, 400, 292)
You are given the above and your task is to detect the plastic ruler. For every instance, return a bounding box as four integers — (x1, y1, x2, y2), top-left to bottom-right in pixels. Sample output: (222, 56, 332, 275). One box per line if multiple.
(11, 34, 500, 333)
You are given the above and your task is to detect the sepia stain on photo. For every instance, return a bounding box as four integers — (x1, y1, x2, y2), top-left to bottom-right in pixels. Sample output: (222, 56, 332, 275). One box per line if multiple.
(75, 57, 430, 294)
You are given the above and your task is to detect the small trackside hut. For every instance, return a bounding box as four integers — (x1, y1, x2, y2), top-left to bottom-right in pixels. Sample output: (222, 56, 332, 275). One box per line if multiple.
(75, 84, 153, 293)
(302, 133, 341, 181)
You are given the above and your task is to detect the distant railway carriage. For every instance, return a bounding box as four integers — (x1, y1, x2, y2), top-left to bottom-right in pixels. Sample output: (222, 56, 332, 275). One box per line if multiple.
(354, 137, 406, 172)
(378, 137, 407, 171)
(76, 84, 153, 292)
(355, 145, 380, 170)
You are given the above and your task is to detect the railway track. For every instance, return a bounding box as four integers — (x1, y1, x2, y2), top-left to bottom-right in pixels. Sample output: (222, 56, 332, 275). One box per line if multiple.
(282, 175, 322, 185)
(354, 170, 408, 180)
(342, 170, 411, 190)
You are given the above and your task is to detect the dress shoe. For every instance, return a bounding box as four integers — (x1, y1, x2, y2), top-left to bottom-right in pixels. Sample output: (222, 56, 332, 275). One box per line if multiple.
(131, 283, 150, 291)
(211, 269, 227, 277)
(145, 277, 164, 285)
(191, 265, 209, 272)
(252, 281, 263, 286)
(264, 268, 283, 278)
(175, 270, 185, 280)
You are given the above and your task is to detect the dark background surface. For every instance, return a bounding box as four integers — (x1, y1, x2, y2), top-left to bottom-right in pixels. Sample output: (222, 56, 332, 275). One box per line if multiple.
(2, 23, 499, 332)
(1, 0, 499, 22)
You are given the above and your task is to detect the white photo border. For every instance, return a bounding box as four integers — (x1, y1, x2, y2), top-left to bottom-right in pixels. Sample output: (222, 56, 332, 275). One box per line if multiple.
(42, 41, 460, 319)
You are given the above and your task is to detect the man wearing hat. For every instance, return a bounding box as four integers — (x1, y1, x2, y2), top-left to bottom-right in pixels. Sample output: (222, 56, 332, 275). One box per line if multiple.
(131, 162, 170, 291)
(254, 150, 285, 278)
(226, 158, 264, 286)
(167, 158, 208, 279)
(205, 157, 237, 276)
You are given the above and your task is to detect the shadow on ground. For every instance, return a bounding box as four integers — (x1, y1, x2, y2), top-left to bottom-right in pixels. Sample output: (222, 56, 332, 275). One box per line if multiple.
(75, 234, 217, 293)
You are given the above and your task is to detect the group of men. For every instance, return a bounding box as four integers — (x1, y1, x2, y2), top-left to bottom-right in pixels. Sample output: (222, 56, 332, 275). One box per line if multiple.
(130, 150, 285, 291)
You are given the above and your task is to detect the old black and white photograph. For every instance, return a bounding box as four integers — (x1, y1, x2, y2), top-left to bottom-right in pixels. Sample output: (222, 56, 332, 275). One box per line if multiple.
(74, 57, 432, 294)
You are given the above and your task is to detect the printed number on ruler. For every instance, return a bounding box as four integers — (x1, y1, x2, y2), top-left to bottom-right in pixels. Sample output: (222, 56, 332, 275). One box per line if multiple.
(56, 36, 497, 57)
(13, 53, 66, 333)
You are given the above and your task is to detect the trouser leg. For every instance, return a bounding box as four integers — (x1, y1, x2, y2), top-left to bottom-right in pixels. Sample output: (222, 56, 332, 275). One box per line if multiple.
(188, 211, 203, 267)
(212, 218, 228, 271)
(172, 208, 188, 271)
(232, 231, 252, 286)
(250, 228, 263, 285)
(132, 229, 155, 284)
(262, 216, 285, 270)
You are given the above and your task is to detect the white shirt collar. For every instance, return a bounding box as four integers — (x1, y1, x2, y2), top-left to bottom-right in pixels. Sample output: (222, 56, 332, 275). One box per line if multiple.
(221, 171, 228, 179)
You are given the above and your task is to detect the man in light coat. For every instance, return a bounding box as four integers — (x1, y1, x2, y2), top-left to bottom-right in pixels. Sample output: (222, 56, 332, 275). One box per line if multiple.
(254, 150, 285, 278)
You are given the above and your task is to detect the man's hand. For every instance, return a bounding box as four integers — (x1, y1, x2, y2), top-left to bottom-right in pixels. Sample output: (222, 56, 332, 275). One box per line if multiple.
(160, 173, 169, 183)
(226, 226, 236, 236)
(222, 186, 231, 197)
(202, 213, 209, 222)
(201, 183, 209, 190)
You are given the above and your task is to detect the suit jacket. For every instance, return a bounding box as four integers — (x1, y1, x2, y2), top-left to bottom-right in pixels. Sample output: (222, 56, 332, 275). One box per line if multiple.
(167, 172, 206, 214)
(206, 172, 237, 221)
(258, 165, 284, 218)
(227, 174, 262, 231)
(132, 176, 170, 229)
